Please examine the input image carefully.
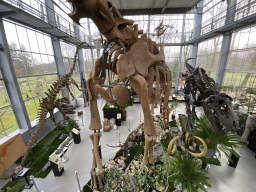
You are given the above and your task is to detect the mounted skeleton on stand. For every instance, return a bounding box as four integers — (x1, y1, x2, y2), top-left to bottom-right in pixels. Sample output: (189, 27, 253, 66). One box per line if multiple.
(184, 58, 238, 134)
(68, 0, 173, 190)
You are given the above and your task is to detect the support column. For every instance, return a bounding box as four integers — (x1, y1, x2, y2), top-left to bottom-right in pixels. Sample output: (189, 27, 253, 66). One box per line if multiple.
(87, 18, 95, 66)
(45, 0, 69, 98)
(190, 0, 203, 68)
(147, 15, 150, 38)
(175, 14, 186, 94)
(0, 18, 32, 132)
(51, 37, 69, 98)
(74, 22, 86, 81)
(215, 0, 237, 87)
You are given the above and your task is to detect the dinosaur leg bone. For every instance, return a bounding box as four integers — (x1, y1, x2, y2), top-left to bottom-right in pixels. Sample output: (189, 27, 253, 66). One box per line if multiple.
(143, 134, 152, 164)
(89, 132, 103, 169)
(95, 84, 115, 104)
(96, 169, 104, 190)
(130, 74, 156, 136)
(148, 136, 157, 164)
(90, 169, 95, 189)
(91, 171, 97, 190)
(88, 78, 102, 130)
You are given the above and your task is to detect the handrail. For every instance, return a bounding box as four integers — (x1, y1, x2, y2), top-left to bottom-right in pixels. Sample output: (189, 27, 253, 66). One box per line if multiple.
(189, 0, 256, 41)
(2, 0, 89, 43)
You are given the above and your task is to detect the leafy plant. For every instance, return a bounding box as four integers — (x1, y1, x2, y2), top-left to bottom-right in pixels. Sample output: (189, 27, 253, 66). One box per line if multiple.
(235, 111, 248, 128)
(63, 118, 80, 134)
(233, 103, 239, 111)
(102, 102, 119, 112)
(167, 151, 212, 192)
(103, 167, 133, 192)
(191, 116, 244, 161)
(134, 163, 168, 192)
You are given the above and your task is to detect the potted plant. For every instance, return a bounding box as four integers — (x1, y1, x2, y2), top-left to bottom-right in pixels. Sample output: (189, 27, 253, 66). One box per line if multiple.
(191, 116, 244, 160)
(167, 151, 212, 192)
(103, 102, 122, 126)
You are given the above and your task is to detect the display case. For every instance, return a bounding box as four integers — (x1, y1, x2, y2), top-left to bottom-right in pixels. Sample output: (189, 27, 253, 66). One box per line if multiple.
(49, 153, 64, 176)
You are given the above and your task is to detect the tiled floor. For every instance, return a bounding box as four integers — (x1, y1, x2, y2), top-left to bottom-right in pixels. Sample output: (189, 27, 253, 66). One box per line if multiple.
(1, 99, 256, 192)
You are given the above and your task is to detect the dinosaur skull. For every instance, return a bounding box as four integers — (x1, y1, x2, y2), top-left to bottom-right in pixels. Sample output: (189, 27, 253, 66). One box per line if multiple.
(68, 0, 135, 43)
(68, 0, 115, 34)
(203, 93, 238, 134)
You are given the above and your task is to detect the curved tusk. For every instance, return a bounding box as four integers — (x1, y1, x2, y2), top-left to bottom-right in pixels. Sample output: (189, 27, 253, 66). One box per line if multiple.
(168, 135, 208, 157)
(172, 144, 177, 154)
(168, 136, 180, 154)
(181, 136, 208, 157)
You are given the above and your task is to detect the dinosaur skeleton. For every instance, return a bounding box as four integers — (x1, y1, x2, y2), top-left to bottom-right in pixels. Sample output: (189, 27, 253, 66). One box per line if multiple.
(68, 0, 172, 190)
(19, 43, 83, 168)
(184, 59, 238, 135)
(241, 114, 256, 142)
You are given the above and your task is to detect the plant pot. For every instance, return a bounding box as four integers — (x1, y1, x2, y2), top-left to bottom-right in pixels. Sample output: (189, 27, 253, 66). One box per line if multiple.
(200, 145, 216, 157)
(103, 110, 118, 120)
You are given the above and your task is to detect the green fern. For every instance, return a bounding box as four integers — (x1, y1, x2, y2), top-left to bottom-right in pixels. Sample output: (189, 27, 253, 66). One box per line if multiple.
(167, 151, 212, 192)
(191, 116, 244, 161)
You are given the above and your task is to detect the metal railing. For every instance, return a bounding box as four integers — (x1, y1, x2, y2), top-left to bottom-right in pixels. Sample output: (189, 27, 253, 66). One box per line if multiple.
(189, 0, 256, 41)
(3, 0, 90, 43)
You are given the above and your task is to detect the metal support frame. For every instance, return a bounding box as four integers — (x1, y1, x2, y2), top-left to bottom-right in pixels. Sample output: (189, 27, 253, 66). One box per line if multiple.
(190, 0, 203, 68)
(147, 14, 150, 38)
(175, 14, 186, 94)
(74, 20, 86, 82)
(215, 0, 237, 87)
(45, 0, 55, 26)
(51, 37, 69, 99)
(45, 0, 69, 99)
(0, 18, 32, 132)
(87, 18, 95, 66)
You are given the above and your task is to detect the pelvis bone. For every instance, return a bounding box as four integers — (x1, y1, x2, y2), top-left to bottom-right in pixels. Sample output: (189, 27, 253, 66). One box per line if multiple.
(116, 40, 165, 82)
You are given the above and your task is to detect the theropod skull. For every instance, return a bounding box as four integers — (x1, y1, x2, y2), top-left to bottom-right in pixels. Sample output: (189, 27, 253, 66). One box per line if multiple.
(202, 93, 238, 134)
(68, 0, 136, 44)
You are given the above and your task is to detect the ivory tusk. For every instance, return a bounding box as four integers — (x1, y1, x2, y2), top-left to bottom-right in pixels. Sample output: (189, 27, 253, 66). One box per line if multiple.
(181, 136, 208, 157)
(168, 136, 180, 154)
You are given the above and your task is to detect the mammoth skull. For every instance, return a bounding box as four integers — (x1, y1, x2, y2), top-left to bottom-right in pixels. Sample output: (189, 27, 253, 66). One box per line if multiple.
(202, 93, 238, 134)
(169, 127, 183, 147)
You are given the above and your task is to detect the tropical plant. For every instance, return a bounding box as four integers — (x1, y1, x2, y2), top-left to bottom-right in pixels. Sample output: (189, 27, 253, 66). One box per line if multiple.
(191, 115, 244, 161)
(167, 151, 212, 192)
(63, 118, 80, 134)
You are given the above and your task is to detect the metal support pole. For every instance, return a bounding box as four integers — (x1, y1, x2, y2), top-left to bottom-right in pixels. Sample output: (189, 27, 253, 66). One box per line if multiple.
(87, 18, 95, 66)
(215, 0, 237, 87)
(45, 0, 69, 99)
(147, 14, 150, 38)
(175, 14, 186, 94)
(74, 22, 88, 107)
(0, 18, 32, 132)
(45, 0, 56, 26)
(30, 175, 44, 192)
(75, 171, 82, 192)
(190, 0, 203, 68)
(51, 37, 69, 99)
